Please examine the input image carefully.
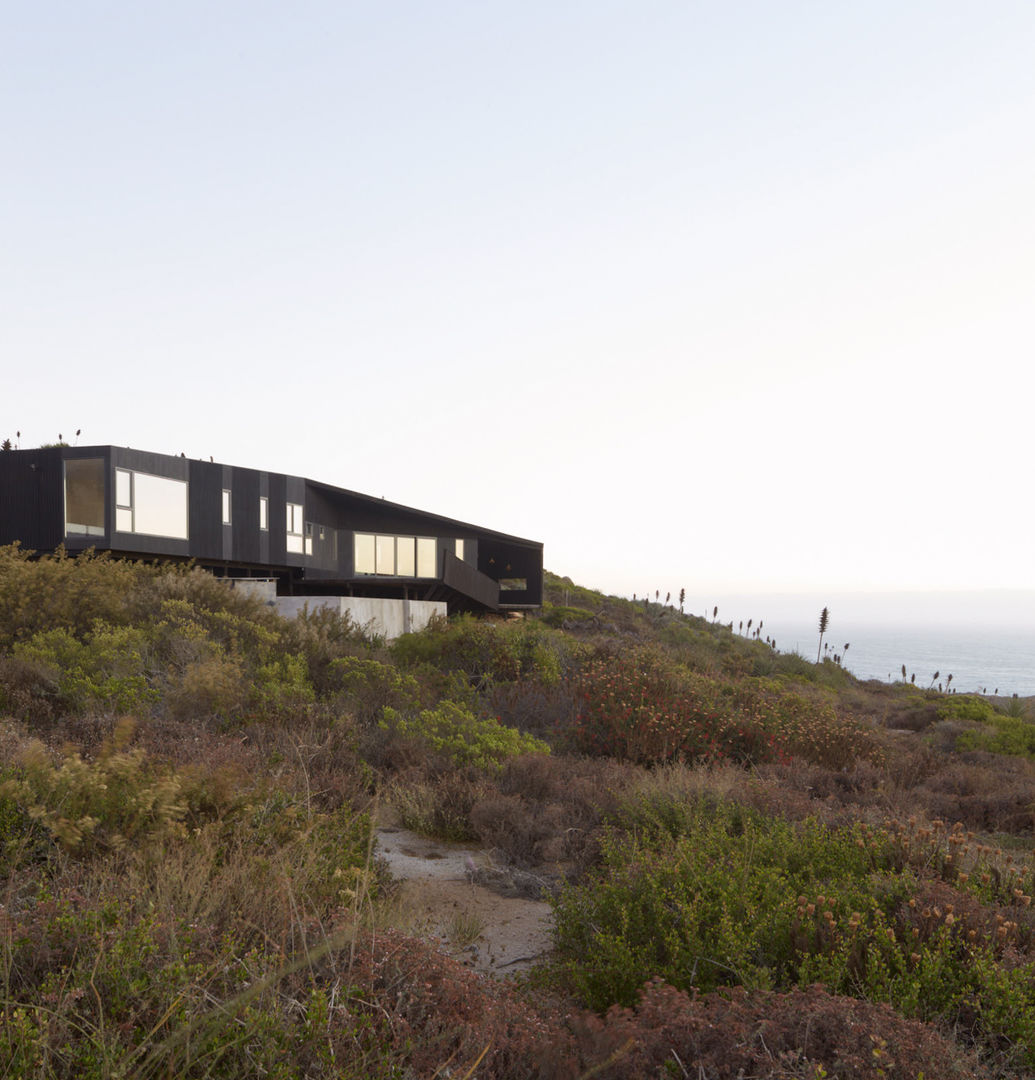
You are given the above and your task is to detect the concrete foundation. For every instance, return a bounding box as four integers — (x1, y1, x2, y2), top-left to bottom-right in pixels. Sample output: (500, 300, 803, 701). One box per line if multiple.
(273, 595, 446, 640)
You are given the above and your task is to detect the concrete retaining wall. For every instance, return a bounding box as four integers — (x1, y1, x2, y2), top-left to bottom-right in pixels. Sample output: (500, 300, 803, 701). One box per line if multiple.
(274, 595, 446, 639)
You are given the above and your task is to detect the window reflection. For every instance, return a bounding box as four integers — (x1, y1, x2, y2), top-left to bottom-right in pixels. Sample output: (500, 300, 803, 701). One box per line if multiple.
(286, 503, 304, 553)
(132, 472, 189, 539)
(355, 533, 438, 578)
(375, 534, 396, 575)
(416, 537, 437, 578)
(396, 536, 415, 577)
(354, 533, 375, 573)
(64, 459, 105, 536)
(113, 469, 188, 539)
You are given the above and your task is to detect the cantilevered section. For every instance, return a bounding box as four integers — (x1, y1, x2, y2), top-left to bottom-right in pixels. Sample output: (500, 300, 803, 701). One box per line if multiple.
(0, 446, 543, 613)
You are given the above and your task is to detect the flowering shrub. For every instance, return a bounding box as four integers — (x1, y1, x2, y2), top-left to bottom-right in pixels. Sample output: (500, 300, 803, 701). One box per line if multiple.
(570, 652, 882, 770)
(570, 653, 779, 765)
(756, 684, 885, 769)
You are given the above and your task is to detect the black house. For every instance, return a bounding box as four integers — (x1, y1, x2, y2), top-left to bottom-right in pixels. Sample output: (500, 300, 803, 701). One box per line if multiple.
(0, 446, 543, 614)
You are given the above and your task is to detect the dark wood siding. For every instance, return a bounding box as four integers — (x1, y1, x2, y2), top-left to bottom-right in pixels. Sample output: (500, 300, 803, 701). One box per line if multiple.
(230, 467, 262, 564)
(0, 448, 65, 552)
(1, 446, 543, 611)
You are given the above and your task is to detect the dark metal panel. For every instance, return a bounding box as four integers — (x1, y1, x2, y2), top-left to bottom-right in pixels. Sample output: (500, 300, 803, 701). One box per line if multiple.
(478, 538, 544, 607)
(442, 551, 500, 610)
(230, 467, 262, 565)
(267, 472, 287, 563)
(0, 449, 65, 551)
(186, 460, 223, 560)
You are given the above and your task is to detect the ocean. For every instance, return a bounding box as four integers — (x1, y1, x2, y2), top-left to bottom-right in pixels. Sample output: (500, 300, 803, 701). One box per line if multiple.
(704, 591, 1035, 699)
(767, 621, 1035, 698)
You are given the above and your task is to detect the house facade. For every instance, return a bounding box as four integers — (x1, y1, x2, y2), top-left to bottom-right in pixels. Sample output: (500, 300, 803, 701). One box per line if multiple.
(0, 446, 543, 625)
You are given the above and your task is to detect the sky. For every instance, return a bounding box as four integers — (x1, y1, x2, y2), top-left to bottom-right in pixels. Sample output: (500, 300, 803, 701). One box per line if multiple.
(4, 2, 1035, 625)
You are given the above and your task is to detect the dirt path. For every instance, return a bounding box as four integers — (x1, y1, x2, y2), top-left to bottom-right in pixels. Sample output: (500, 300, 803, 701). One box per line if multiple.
(376, 825, 554, 978)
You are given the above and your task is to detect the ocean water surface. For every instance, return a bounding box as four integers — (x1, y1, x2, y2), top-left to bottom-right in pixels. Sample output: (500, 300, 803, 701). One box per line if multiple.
(768, 621, 1035, 698)
(703, 591, 1035, 699)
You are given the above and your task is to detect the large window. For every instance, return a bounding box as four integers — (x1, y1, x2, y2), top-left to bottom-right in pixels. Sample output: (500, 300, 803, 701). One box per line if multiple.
(417, 537, 437, 578)
(64, 458, 105, 536)
(114, 468, 188, 539)
(286, 502, 304, 553)
(375, 534, 396, 574)
(354, 534, 438, 578)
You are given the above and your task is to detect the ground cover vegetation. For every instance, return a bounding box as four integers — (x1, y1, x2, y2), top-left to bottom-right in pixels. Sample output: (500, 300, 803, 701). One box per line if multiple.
(0, 549, 1034, 1076)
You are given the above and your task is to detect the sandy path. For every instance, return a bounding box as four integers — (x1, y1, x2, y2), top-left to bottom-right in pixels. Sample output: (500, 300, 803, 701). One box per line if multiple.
(376, 825, 554, 977)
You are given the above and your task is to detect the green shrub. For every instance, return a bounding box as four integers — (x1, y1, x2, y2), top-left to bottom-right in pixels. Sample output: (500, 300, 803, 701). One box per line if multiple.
(327, 656, 421, 722)
(551, 798, 1035, 1067)
(538, 604, 596, 629)
(0, 725, 188, 854)
(0, 545, 147, 649)
(956, 714, 1035, 758)
(13, 622, 156, 714)
(163, 653, 248, 721)
(381, 700, 549, 770)
(252, 651, 315, 715)
(552, 802, 900, 1009)
(392, 615, 567, 686)
(939, 695, 998, 724)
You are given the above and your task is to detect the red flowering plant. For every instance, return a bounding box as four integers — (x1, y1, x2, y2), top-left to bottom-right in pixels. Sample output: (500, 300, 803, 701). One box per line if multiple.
(570, 650, 783, 766)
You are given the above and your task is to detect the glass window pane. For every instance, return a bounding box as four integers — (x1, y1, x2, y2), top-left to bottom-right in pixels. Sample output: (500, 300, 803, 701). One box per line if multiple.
(222, 490, 231, 525)
(455, 538, 465, 561)
(116, 507, 133, 533)
(286, 534, 304, 554)
(375, 535, 396, 575)
(259, 497, 268, 530)
(416, 537, 437, 578)
(286, 503, 303, 535)
(132, 472, 188, 539)
(65, 458, 105, 536)
(115, 469, 131, 508)
(354, 533, 375, 574)
(396, 536, 415, 576)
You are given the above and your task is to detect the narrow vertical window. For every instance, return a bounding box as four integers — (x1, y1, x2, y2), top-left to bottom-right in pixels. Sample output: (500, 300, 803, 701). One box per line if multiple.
(286, 502, 304, 553)
(455, 538, 465, 562)
(396, 536, 416, 576)
(259, 496, 268, 530)
(354, 533, 375, 573)
(115, 469, 133, 532)
(375, 534, 396, 575)
(416, 537, 437, 578)
(221, 489, 232, 525)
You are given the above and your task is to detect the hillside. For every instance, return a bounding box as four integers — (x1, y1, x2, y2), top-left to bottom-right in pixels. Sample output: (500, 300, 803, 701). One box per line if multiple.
(2, 548, 1035, 1077)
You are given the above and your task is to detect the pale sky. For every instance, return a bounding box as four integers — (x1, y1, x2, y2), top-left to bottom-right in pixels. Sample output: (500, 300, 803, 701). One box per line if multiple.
(4, 2, 1035, 614)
